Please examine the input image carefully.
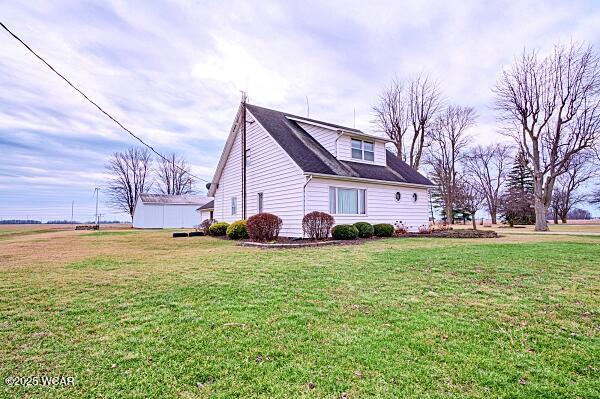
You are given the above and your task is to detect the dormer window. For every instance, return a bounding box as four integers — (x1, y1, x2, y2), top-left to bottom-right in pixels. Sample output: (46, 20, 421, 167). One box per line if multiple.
(351, 139, 374, 161)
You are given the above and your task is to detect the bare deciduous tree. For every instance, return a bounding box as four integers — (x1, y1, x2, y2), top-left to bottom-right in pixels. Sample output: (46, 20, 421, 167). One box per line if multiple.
(372, 79, 410, 158)
(494, 42, 600, 231)
(156, 153, 196, 195)
(463, 144, 513, 224)
(549, 153, 596, 223)
(454, 179, 486, 230)
(106, 147, 153, 221)
(409, 74, 443, 170)
(427, 105, 477, 224)
(373, 73, 441, 169)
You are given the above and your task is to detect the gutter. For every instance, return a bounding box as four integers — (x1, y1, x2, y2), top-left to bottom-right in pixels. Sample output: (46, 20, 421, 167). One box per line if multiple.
(305, 172, 434, 189)
(302, 175, 313, 238)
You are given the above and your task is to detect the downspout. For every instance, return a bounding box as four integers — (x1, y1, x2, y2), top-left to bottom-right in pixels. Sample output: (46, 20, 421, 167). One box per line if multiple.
(302, 175, 313, 238)
(334, 131, 344, 157)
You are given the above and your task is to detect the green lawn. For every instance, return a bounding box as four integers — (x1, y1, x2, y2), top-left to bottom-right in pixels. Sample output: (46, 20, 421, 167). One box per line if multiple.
(0, 230, 598, 398)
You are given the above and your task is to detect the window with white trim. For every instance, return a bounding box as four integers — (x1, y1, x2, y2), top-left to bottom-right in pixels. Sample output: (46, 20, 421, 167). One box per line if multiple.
(351, 139, 375, 161)
(245, 148, 251, 166)
(329, 187, 366, 214)
(257, 192, 263, 213)
(231, 197, 237, 215)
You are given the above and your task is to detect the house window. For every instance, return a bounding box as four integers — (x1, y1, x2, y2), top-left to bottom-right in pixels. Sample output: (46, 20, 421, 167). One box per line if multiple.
(231, 197, 237, 215)
(351, 139, 374, 161)
(245, 149, 251, 166)
(329, 187, 366, 214)
(257, 192, 263, 213)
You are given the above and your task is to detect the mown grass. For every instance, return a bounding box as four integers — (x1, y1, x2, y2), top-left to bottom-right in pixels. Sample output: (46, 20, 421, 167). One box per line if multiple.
(0, 230, 598, 398)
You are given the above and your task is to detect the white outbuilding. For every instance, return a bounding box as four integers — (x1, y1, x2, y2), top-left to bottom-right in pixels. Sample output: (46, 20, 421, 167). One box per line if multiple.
(133, 194, 212, 229)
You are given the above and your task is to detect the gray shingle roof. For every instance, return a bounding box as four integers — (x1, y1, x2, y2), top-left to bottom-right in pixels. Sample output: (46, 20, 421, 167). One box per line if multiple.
(246, 104, 433, 186)
(197, 200, 214, 210)
(139, 194, 211, 205)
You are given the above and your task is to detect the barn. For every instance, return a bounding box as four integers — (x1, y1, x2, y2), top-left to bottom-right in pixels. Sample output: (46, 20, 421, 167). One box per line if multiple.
(132, 194, 212, 229)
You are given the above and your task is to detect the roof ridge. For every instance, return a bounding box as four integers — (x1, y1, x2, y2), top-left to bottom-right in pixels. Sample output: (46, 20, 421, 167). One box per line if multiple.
(246, 103, 362, 134)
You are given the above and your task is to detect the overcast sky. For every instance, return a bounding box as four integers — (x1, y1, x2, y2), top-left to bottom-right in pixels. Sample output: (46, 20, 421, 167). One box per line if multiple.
(1, 0, 600, 221)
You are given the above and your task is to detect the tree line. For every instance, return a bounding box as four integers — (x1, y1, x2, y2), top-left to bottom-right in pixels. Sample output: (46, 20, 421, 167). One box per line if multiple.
(106, 148, 196, 221)
(373, 41, 600, 231)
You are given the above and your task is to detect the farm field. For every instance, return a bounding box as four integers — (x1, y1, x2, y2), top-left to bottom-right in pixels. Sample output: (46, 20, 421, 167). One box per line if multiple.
(0, 226, 598, 398)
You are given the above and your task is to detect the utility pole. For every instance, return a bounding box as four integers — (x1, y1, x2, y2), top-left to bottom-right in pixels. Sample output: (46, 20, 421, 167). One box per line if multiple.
(94, 187, 100, 228)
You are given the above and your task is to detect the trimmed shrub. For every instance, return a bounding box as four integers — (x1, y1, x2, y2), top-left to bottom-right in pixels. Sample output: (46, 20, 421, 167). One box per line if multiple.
(199, 218, 215, 235)
(373, 223, 394, 237)
(172, 232, 188, 238)
(226, 220, 248, 240)
(209, 222, 229, 236)
(417, 225, 432, 234)
(331, 224, 359, 240)
(247, 213, 282, 242)
(303, 211, 335, 239)
(353, 222, 374, 238)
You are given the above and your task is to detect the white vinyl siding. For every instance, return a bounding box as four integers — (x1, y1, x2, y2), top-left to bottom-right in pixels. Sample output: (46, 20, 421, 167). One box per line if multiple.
(307, 177, 430, 231)
(213, 112, 306, 236)
(296, 122, 338, 155)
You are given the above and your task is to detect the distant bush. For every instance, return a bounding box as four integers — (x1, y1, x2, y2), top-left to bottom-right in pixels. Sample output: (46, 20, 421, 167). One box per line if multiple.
(373, 223, 394, 237)
(303, 211, 335, 239)
(209, 222, 229, 236)
(331, 224, 359, 240)
(199, 219, 215, 235)
(247, 213, 282, 242)
(353, 222, 374, 238)
(226, 220, 248, 240)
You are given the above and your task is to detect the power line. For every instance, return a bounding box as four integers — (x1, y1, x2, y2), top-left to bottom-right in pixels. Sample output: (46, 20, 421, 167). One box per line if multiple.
(0, 20, 209, 183)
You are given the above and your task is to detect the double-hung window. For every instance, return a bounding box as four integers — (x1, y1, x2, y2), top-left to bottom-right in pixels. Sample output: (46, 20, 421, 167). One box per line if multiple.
(351, 139, 374, 161)
(329, 187, 366, 215)
(231, 197, 237, 215)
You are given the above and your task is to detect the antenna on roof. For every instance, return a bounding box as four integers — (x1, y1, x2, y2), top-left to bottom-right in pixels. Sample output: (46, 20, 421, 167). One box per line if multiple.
(306, 96, 310, 118)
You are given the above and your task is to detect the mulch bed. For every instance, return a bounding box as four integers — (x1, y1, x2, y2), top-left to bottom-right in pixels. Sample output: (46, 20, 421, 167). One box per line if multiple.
(401, 230, 499, 238)
(239, 230, 498, 248)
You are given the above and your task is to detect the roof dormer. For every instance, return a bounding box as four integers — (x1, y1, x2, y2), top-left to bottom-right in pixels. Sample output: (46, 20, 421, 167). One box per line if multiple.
(286, 115, 390, 166)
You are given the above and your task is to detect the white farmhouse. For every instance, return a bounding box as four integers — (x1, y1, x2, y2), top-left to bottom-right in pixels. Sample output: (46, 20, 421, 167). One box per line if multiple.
(207, 103, 434, 237)
(133, 194, 211, 228)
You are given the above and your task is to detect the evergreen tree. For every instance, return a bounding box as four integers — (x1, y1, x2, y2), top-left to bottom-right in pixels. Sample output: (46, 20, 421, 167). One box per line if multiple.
(499, 150, 535, 226)
(506, 150, 534, 193)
